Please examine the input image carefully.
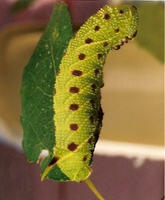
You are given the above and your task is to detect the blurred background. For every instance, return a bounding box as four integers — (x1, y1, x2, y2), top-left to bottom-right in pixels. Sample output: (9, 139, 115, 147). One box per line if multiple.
(0, 0, 164, 200)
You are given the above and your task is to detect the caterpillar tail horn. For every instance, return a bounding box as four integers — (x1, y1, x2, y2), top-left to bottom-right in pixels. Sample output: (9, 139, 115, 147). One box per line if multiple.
(41, 166, 52, 181)
(85, 178, 105, 200)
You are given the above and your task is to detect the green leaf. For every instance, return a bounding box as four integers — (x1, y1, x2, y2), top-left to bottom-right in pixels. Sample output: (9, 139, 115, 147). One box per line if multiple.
(20, 1, 73, 176)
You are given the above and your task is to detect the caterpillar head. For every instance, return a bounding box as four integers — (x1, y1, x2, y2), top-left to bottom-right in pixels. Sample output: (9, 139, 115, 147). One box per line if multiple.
(122, 5, 138, 39)
(100, 4, 138, 50)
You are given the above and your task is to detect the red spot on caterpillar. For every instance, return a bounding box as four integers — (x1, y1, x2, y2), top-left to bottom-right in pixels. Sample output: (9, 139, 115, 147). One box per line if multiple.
(114, 45, 120, 50)
(103, 41, 108, 47)
(94, 69, 99, 76)
(115, 28, 120, 33)
(122, 37, 128, 43)
(132, 5, 137, 10)
(90, 99, 95, 108)
(70, 124, 78, 131)
(97, 53, 103, 60)
(119, 10, 124, 14)
(94, 25, 100, 31)
(85, 38, 93, 44)
(87, 136, 93, 144)
(72, 70, 83, 76)
(91, 84, 96, 92)
(69, 104, 79, 110)
(89, 116, 94, 124)
(119, 41, 124, 46)
(131, 30, 138, 38)
(68, 142, 78, 151)
(48, 157, 59, 166)
(78, 53, 86, 60)
(103, 13, 110, 20)
(114, 40, 124, 50)
(54, 88, 56, 95)
(126, 36, 132, 40)
(101, 83, 104, 88)
(69, 87, 80, 93)
(82, 155, 88, 162)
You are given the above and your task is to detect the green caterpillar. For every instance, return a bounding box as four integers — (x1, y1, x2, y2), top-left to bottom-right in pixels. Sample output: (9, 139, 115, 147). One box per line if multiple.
(43, 4, 138, 182)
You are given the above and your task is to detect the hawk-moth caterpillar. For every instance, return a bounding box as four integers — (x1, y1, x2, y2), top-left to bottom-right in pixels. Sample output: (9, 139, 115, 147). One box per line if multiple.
(43, 4, 138, 182)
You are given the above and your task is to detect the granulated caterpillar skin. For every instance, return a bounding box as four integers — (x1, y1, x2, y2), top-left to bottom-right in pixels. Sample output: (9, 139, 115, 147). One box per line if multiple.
(45, 4, 138, 182)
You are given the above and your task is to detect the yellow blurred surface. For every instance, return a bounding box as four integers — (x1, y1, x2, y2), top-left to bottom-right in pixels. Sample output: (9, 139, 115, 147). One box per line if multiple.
(101, 43, 163, 146)
(0, 24, 163, 146)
